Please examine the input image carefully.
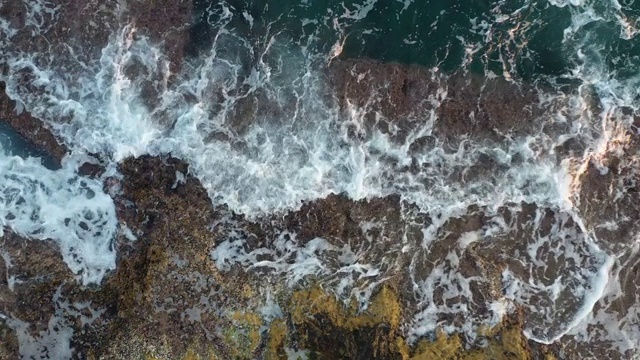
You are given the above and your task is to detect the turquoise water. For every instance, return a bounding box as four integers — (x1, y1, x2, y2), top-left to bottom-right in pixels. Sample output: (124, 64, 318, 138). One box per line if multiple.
(0, 122, 59, 170)
(191, 0, 639, 81)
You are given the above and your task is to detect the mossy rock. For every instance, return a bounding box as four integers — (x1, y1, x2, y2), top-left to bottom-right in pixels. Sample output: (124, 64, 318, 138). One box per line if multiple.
(283, 285, 407, 360)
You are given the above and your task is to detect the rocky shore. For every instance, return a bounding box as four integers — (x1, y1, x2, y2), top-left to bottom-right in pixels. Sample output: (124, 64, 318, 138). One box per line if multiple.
(0, 151, 557, 359)
(2, 0, 640, 359)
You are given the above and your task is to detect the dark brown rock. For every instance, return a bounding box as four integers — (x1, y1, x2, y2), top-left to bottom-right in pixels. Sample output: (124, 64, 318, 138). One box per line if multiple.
(0, 82, 68, 163)
(77, 161, 107, 178)
(0, 231, 76, 359)
(575, 108, 640, 253)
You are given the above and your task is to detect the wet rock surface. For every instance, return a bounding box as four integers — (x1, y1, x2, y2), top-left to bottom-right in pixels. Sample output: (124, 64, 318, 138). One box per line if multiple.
(0, 0, 191, 155)
(326, 58, 594, 145)
(0, 154, 553, 359)
(1, 2, 639, 358)
(0, 69, 636, 359)
(1, 148, 636, 358)
(575, 107, 640, 253)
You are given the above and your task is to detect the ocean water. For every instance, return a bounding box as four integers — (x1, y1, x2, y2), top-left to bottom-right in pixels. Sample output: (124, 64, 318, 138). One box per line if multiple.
(1, 0, 640, 357)
(0, 121, 59, 170)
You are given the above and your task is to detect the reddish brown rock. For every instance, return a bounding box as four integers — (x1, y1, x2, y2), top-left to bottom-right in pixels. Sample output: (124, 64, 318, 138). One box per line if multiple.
(326, 58, 579, 144)
(127, 0, 193, 75)
(575, 108, 640, 253)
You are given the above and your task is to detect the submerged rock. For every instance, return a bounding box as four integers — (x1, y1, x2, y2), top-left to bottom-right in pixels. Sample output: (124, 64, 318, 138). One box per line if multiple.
(326, 58, 596, 145)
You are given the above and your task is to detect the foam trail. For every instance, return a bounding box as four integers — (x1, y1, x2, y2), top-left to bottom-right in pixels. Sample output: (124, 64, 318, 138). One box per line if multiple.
(0, 285, 106, 358)
(0, 4, 596, 217)
(522, 252, 615, 344)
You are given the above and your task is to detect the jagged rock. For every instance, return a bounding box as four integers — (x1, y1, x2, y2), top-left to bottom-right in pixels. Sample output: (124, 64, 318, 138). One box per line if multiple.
(575, 106, 640, 253)
(96, 156, 223, 358)
(0, 0, 192, 163)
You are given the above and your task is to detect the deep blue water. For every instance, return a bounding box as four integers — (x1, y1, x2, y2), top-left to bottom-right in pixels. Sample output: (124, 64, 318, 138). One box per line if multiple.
(0, 121, 59, 170)
(190, 0, 640, 82)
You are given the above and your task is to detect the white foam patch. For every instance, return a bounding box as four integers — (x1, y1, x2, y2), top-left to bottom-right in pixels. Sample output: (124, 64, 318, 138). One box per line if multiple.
(408, 249, 488, 341)
(2, 313, 74, 360)
(565, 242, 640, 355)
(548, 0, 586, 7)
(0, 286, 107, 358)
(285, 348, 310, 360)
(458, 231, 479, 250)
(0, 247, 21, 291)
(0, 144, 117, 285)
(212, 226, 382, 290)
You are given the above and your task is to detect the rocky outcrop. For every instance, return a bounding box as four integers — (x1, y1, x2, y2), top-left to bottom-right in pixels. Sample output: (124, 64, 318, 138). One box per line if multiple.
(4, 138, 637, 358)
(326, 58, 592, 145)
(0, 232, 76, 359)
(0, 153, 560, 359)
(574, 106, 640, 253)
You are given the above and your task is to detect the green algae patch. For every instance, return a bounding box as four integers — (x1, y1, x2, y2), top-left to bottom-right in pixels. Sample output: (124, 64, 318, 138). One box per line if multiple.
(102, 337, 224, 360)
(143, 347, 222, 360)
(464, 311, 532, 360)
(226, 311, 264, 359)
(180, 347, 220, 360)
(290, 284, 402, 330)
(275, 285, 545, 360)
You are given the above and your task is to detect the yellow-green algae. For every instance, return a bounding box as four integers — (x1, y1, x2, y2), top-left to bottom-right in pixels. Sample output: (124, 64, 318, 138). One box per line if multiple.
(279, 285, 554, 360)
(226, 311, 264, 359)
(100, 278, 557, 359)
(288, 284, 405, 359)
(290, 285, 402, 329)
(92, 157, 560, 359)
(265, 319, 288, 360)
